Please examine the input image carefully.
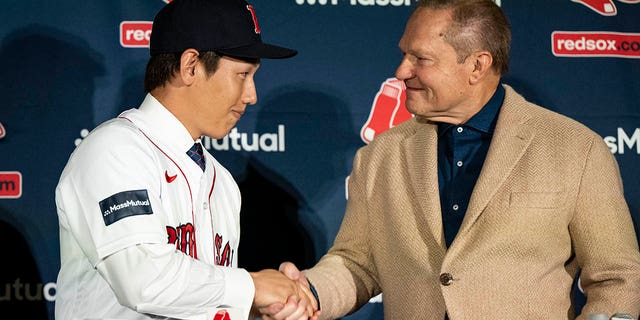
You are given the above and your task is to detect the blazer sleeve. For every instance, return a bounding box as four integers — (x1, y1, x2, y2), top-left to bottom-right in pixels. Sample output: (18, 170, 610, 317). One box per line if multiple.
(304, 148, 382, 319)
(571, 134, 640, 318)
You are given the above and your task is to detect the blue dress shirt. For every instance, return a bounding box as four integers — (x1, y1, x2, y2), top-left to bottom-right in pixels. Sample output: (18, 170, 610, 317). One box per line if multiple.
(437, 85, 505, 248)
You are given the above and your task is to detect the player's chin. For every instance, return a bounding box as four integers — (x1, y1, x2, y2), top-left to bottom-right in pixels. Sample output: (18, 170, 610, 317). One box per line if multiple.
(221, 121, 238, 136)
(207, 126, 234, 140)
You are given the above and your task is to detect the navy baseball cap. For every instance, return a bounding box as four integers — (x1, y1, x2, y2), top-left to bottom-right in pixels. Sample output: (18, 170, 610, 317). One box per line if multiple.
(150, 0, 297, 59)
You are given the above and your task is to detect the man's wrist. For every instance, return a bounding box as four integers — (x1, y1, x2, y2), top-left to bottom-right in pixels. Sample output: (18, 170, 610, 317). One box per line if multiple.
(307, 279, 321, 311)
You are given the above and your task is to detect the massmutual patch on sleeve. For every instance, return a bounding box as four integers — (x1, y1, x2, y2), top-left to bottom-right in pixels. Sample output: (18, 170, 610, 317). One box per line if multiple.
(99, 189, 153, 226)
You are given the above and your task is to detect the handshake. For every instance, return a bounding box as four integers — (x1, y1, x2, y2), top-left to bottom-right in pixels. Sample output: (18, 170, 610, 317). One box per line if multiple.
(249, 262, 321, 320)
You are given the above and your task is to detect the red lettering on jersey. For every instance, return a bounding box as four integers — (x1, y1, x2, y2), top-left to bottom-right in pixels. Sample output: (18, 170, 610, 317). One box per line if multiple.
(215, 234, 234, 267)
(246, 5, 261, 34)
(166, 223, 197, 259)
(166, 226, 177, 245)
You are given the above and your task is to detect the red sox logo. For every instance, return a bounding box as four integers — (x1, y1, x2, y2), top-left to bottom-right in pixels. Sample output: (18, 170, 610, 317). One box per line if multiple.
(572, 0, 640, 16)
(0, 122, 5, 139)
(213, 310, 231, 320)
(360, 78, 413, 143)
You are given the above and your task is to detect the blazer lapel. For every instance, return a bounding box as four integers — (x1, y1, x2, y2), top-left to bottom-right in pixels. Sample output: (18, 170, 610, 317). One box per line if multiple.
(402, 118, 447, 250)
(456, 87, 536, 239)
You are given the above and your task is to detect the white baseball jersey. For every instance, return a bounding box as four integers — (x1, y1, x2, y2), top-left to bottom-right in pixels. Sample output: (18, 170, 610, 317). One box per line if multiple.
(55, 94, 253, 320)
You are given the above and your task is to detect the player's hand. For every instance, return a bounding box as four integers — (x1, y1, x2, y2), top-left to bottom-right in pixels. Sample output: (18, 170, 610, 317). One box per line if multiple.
(279, 262, 319, 315)
(250, 269, 301, 309)
(258, 262, 320, 320)
(261, 294, 319, 320)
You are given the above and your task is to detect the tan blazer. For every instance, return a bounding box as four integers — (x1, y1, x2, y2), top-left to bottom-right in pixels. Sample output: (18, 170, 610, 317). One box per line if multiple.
(305, 85, 640, 320)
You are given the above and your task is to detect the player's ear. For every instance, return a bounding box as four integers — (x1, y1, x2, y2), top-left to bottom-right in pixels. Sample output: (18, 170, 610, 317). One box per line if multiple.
(468, 51, 494, 84)
(179, 49, 200, 85)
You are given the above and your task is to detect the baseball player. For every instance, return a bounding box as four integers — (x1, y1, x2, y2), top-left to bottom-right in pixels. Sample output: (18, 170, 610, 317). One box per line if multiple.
(55, 0, 317, 319)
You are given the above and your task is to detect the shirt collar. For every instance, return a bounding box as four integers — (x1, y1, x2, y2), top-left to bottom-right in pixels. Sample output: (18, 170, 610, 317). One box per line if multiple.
(438, 84, 505, 135)
(136, 93, 197, 153)
(465, 84, 504, 134)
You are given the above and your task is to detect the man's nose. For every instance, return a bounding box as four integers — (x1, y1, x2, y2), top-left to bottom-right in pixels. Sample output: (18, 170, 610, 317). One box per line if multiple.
(395, 58, 414, 80)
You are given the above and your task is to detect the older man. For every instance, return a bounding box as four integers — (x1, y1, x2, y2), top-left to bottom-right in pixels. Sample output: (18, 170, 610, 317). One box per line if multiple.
(269, 0, 640, 319)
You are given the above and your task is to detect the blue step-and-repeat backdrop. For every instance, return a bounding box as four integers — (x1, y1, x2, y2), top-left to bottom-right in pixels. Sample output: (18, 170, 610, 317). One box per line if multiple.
(1, 0, 639, 319)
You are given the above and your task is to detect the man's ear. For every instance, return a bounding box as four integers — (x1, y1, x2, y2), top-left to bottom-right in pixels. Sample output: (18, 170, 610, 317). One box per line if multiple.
(468, 51, 494, 84)
(179, 48, 200, 85)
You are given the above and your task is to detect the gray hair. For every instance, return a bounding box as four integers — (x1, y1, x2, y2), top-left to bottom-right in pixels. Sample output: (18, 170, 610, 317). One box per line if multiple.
(416, 0, 511, 74)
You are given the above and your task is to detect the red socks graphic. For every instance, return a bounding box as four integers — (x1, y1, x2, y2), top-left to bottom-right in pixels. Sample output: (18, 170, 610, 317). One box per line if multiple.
(360, 78, 413, 143)
(391, 84, 412, 127)
(572, 0, 639, 15)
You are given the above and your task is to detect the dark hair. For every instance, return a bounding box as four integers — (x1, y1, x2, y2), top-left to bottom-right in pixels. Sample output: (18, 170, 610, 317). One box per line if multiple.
(417, 0, 511, 75)
(144, 51, 222, 92)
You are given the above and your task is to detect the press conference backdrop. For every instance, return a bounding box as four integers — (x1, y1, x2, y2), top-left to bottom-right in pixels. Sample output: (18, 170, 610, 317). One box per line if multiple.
(0, 0, 639, 318)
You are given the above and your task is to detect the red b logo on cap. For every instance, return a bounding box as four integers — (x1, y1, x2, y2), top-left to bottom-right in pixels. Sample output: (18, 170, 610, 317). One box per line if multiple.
(246, 5, 261, 34)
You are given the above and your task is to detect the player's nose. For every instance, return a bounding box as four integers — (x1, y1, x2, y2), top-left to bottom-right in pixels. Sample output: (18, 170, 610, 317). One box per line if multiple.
(242, 82, 257, 105)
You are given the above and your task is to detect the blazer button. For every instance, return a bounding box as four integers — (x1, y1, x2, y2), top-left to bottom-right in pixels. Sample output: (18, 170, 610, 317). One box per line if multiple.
(440, 273, 454, 286)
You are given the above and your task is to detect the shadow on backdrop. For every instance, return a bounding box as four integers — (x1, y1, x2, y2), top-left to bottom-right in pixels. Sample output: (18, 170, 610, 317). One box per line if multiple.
(238, 160, 316, 271)
(0, 25, 104, 319)
(238, 86, 359, 272)
(0, 216, 48, 318)
(116, 60, 147, 115)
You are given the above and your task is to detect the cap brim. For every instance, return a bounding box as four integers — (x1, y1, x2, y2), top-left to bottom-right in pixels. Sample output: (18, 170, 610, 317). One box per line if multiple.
(216, 42, 297, 59)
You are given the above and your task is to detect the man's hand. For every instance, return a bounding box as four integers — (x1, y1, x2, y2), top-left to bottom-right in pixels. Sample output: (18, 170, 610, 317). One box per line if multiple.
(258, 262, 320, 320)
(249, 268, 318, 319)
(279, 262, 317, 311)
(250, 269, 300, 308)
